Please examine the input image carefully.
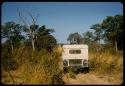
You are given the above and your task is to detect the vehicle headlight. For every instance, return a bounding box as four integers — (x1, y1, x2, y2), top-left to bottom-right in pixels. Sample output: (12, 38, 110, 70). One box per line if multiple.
(83, 59, 88, 67)
(63, 59, 68, 66)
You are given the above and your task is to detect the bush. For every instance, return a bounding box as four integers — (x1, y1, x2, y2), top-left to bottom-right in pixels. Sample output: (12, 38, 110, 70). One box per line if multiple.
(51, 71, 64, 85)
(1, 46, 64, 85)
(68, 67, 76, 79)
(1, 49, 19, 71)
(2, 58, 19, 71)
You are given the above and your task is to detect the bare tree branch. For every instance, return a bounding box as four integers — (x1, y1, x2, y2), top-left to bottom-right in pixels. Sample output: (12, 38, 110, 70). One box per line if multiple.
(17, 9, 39, 51)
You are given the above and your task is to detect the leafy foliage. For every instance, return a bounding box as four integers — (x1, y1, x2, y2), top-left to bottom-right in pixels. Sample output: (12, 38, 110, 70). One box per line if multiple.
(67, 14, 123, 52)
(101, 15, 123, 50)
(90, 23, 103, 44)
(35, 25, 57, 51)
(67, 32, 82, 44)
(2, 21, 25, 51)
(1, 20, 59, 84)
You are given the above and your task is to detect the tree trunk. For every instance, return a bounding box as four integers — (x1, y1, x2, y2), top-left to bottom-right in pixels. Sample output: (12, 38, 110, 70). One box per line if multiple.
(98, 39, 100, 45)
(10, 37, 13, 54)
(115, 37, 117, 52)
(11, 44, 14, 54)
(30, 30, 35, 51)
(32, 39, 35, 51)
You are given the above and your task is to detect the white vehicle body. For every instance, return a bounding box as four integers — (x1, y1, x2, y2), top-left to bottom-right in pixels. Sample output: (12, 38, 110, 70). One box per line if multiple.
(62, 44, 88, 69)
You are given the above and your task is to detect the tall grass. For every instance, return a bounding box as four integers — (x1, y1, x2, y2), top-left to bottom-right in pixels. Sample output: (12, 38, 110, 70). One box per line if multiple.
(89, 50, 123, 74)
(89, 50, 123, 84)
(1, 45, 123, 84)
(1, 46, 64, 85)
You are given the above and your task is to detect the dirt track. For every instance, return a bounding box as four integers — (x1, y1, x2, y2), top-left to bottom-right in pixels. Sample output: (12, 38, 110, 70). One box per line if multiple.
(2, 70, 122, 85)
(62, 73, 112, 85)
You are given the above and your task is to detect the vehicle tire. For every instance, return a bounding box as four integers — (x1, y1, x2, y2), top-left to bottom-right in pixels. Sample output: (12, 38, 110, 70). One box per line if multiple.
(84, 67, 89, 73)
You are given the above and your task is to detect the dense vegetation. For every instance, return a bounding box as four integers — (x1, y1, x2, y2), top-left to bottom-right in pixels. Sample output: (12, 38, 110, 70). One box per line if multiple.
(1, 14, 123, 84)
(1, 12, 63, 84)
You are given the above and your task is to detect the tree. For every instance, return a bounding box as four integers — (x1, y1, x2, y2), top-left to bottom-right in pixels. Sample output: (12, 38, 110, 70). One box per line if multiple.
(35, 25, 57, 51)
(18, 10, 57, 51)
(82, 31, 94, 45)
(90, 23, 103, 44)
(18, 11, 39, 51)
(101, 14, 123, 52)
(67, 32, 82, 44)
(2, 21, 25, 53)
(82, 31, 103, 52)
(24, 24, 39, 50)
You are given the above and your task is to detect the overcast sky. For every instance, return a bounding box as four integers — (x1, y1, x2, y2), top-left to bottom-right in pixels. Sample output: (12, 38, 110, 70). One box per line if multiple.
(2, 2, 123, 43)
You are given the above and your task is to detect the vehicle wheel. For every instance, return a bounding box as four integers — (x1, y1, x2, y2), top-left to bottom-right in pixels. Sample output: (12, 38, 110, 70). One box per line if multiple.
(84, 67, 89, 73)
(87, 67, 89, 73)
(79, 68, 84, 73)
(75, 70, 79, 74)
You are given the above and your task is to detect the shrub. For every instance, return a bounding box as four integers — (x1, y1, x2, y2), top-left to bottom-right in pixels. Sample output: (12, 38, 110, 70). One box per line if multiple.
(21, 48, 64, 84)
(1, 46, 64, 85)
(68, 67, 76, 79)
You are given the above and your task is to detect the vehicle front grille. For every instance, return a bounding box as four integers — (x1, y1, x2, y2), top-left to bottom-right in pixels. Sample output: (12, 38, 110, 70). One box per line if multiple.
(69, 59, 82, 66)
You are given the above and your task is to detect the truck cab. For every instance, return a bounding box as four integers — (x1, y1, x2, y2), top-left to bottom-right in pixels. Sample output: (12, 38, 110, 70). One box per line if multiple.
(62, 44, 89, 72)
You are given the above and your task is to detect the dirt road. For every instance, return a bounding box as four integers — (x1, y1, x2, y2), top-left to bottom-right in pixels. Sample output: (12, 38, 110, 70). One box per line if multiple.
(2, 70, 122, 85)
(62, 73, 113, 85)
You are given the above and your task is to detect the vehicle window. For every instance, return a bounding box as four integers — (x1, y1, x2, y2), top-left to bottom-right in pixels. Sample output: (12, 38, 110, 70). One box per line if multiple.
(69, 50, 81, 54)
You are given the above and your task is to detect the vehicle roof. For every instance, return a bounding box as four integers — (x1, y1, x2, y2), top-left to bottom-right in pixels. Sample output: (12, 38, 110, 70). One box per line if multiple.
(63, 44, 88, 49)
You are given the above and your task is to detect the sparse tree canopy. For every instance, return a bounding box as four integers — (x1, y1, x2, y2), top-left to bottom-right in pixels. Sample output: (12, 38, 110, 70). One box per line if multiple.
(67, 32, 82, 44)
(82, 31, 95, 45)
(18, 11, 39, 51)
(90, 23, 103, 44)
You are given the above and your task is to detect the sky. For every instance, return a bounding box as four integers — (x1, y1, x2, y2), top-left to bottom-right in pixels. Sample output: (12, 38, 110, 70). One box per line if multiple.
(2, 2, 123, 43)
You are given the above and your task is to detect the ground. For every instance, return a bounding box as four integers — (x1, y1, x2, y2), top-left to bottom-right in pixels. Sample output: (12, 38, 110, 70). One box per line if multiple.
(62, 71, 123, 85)
(1, 70, 123, 85)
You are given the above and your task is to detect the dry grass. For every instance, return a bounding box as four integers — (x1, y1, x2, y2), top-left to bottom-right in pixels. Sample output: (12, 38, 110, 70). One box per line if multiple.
(1, 46, 64, 85)
(1, 45, 123, 85)
(89, 50, 123, 84)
